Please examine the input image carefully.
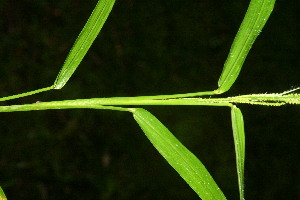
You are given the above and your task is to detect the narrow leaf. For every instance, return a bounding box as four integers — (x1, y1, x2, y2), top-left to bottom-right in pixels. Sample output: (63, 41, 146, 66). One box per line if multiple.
(231, 106, 245, 200)
(132, 108, 226, 200)
(0, 187, 7, 200)
(217, 0, 276, 93)
(53, 0, 116, 89)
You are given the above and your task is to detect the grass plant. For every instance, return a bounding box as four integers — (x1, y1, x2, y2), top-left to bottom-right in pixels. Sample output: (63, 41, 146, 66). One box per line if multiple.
(0, 0, 298, 199)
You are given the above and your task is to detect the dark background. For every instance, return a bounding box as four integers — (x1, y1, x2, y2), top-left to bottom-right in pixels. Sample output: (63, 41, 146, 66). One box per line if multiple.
(0, 0, 299, 199)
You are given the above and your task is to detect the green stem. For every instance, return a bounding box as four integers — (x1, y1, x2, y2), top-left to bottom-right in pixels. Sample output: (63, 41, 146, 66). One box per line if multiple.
(0, 86, 54, 102)
(124, 90, 219, 100)
(0, 102, 131, 112)
(0, 88, 217, 103)
(0, 98, 233, 113)
(1, 90, 299, 113)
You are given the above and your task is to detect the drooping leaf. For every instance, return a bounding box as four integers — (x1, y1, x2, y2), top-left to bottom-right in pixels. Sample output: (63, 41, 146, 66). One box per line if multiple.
(231, 106, 246, 200)
(132, 108, 227, 200)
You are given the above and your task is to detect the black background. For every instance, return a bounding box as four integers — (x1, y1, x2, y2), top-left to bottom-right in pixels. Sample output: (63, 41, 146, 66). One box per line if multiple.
(0, 0, 299, 199)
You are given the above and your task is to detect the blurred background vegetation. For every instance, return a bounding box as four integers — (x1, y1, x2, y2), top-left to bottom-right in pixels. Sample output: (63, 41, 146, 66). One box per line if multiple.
(0, 0, 299, 199)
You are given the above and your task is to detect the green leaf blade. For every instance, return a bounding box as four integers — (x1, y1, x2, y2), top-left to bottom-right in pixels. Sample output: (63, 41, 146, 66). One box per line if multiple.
(217, 0, 276, 93)
(0, 187, 7, 200)
(231, 106, 246, 200)
(132, 108, 226, 200)
(53, 0, 116, 89)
